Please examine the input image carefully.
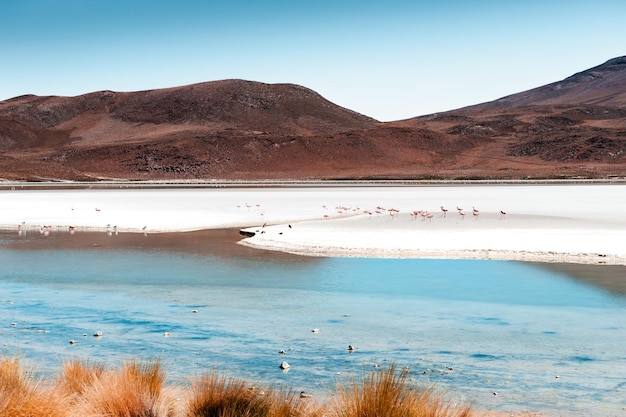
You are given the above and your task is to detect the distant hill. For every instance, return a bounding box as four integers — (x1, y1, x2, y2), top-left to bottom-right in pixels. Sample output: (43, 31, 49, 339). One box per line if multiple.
(1, 58, 625, 181)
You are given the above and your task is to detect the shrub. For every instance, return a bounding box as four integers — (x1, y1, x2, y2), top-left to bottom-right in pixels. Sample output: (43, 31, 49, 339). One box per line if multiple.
(0, 356, 66, 417)
(329, 364, 473, 417)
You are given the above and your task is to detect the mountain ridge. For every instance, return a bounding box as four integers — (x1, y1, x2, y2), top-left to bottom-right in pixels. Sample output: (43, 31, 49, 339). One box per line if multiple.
(465, 56, 626, 109)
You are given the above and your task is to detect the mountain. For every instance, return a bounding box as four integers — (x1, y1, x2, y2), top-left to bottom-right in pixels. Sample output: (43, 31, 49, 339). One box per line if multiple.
(1, 58, 625, 181)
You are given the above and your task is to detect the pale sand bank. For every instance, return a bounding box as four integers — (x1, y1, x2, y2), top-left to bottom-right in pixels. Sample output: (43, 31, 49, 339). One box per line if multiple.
(1, 184, 625, 265)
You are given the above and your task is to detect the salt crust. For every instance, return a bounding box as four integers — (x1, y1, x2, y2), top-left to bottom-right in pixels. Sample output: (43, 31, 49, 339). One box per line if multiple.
(1, 185, 625, 265)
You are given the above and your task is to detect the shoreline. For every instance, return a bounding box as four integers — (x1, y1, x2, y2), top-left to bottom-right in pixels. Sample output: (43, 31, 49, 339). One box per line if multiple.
(1, 177, 626, 190)
(238, 239, 625, 265)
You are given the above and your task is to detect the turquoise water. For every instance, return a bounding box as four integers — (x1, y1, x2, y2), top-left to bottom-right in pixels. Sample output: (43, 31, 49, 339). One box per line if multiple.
(1, 230, 625, 416)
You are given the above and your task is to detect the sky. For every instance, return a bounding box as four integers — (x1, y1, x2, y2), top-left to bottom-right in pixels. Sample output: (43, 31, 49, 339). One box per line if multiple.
(1, 1, 625, 122)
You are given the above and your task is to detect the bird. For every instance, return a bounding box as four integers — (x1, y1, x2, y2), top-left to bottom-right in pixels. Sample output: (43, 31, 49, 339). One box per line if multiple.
(299, 391, 312, 398)
(500, 210, 507, 219)
(280, 361, 291, 370)
(348, 345, 354, 353)
(440, 206, 448, 217)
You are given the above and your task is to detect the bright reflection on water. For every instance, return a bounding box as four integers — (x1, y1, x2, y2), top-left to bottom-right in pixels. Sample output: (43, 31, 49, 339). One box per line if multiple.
(1, 230, 625, 416)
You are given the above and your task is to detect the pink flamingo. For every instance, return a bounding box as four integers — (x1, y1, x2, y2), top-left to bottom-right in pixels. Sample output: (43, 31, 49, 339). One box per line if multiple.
(440, 206, 448, 217)
(500, 210, 507, 219)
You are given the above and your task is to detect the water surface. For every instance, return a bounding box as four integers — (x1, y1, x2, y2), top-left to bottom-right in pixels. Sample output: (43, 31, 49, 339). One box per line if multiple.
(1, 230, 624, 416)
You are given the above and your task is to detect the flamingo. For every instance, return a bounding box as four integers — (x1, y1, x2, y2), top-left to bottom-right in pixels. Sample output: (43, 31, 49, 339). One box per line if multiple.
(458, 210, 465, 219)
(440, 206, 448, 217)
(500, 210, 507, 219)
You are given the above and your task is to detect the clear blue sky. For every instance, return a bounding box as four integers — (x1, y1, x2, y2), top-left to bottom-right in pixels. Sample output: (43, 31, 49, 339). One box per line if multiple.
(1, 0, 625, 121)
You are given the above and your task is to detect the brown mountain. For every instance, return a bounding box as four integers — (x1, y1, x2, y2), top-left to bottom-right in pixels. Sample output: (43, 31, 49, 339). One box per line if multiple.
(1, 58, 625, 181)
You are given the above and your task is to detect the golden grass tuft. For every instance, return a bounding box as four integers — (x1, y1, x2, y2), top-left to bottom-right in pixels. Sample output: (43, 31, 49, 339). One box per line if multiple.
(0, 356, 476, 417)
(56, 358, 106, 400)
(329, 364, 474, 417)
(68, 359, 181, 417)
(187, 372, 324, 417)
(0, 356, 66, 417)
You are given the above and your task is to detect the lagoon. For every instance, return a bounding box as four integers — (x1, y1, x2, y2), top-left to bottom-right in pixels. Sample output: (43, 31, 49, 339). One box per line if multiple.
(1, 229, 625, 416)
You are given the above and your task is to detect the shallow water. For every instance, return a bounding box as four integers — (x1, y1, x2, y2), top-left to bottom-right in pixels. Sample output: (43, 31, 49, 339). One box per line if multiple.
(1, 230, 625, 416)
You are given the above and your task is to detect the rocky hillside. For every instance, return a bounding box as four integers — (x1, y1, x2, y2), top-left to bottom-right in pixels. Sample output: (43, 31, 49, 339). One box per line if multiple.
(1, 58, 625, 181)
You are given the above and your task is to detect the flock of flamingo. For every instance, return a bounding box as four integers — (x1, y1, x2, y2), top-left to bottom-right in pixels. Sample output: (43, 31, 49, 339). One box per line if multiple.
(238, 201, 507, 228)
(320, 204, 506, 222)
(13, 200, 506, 237)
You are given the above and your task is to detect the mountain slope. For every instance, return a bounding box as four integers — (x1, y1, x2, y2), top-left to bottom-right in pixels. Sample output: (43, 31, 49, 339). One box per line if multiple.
(0, 59, 625, 181)
(471, 56, 626, 109)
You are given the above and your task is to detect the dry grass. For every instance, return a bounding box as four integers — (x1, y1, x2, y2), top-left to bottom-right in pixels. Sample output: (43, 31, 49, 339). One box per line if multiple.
(56, 358, 106, 400)
(187, 371, 324, 417)
(0, 356, 476, 417)
(329, 364, 474, 417)
(68, 359, 181, 417)
(0, 356, 66, 417)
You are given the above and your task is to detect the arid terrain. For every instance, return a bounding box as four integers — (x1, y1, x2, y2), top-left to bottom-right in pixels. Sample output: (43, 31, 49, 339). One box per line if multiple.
(1, 57, 625, 181)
